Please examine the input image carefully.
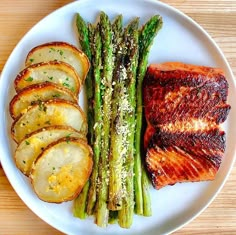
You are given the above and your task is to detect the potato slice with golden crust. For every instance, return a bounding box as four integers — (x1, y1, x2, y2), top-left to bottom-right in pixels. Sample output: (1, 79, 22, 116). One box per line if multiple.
(10, 82, 78, 119)
(15, 126, 86, 176)
(30, 137, 93, 203)
(14, 61, 81, 95)
(11, 100, 87, 143)
(25, 42, 90, 83)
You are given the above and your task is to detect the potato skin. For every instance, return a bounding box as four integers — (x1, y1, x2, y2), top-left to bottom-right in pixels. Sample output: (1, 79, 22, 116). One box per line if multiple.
(30, 137, 93, 203)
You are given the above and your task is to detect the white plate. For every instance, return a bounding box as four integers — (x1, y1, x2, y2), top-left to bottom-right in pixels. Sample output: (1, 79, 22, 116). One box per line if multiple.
(0, 0, 236, 234)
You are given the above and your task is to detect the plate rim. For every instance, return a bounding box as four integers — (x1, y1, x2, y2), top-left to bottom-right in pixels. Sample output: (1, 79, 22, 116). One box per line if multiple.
(0, 0, 236, 234)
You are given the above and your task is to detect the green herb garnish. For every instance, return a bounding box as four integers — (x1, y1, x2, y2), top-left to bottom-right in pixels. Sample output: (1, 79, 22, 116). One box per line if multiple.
(45, 120, 51, 125)
(59, 50, 64, 55)
(25, 77, 33, 82)
(65, 133, 72, 144)
(52, 93, 61, 98)
(63, 82, 70, 88)
(49, 47, 56, 53)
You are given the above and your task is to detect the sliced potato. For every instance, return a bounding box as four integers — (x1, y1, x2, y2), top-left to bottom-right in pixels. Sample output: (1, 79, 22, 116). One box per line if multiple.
(10, 82, 78, 119)
(14, 61, 81, 95)
(15, 126, 86, 176)
(11, 100, 87, 143)
(25, 41, 90, 83)
(30, 137, 93, 203)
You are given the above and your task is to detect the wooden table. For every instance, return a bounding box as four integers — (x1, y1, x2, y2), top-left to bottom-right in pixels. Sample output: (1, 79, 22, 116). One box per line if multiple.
(0, 0, 236, 234)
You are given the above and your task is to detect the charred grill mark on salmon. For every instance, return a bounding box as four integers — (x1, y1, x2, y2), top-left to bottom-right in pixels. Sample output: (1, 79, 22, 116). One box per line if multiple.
(144, 66, 229, 126)
(143, 62, 230, 189)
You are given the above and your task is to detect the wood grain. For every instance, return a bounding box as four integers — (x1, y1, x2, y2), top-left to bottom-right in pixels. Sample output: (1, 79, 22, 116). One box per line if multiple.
(0, 169, 63, 235)
(0, 0, 236, 234)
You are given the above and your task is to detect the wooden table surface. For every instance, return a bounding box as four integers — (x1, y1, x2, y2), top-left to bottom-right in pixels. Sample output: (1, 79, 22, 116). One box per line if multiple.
(0, 0, 236, 234)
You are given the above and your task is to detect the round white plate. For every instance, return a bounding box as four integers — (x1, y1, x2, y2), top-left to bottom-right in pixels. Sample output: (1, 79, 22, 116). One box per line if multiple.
(0, 0, 235, 234)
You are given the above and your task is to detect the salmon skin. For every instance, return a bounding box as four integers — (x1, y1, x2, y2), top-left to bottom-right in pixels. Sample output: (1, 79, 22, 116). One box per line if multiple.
(143, 62, 231, 189)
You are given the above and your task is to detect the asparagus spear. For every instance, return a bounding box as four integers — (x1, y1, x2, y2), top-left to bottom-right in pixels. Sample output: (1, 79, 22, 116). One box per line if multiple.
(112, 14, 123, 49)
(117, 18, 139, 228)
(86, 23, 103, 215)
(108, 53, 126, 211)
(73, 182, 90, 219)
(73, 13, 93, 219)
(95, 11, 114, 227)
(108, 210, 118, 224)
(107, 15, 125, 211)
(134, 15, 163, 215)
(76, 13, 93, 144)
(142, 166, 152, 216)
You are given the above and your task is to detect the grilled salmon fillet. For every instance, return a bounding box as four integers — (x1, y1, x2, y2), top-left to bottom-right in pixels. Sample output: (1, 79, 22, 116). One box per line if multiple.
(143, 62, 230, 189)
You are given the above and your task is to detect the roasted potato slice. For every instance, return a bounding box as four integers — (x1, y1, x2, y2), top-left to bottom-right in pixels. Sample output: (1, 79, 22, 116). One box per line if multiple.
(10, 82, 78, 119)
(25, 42, 90, 83)
(14, 61, 81, 95)
(30, 137, 93, 203)
(11, 100, 87, 143)
(15, 126, 86, 176)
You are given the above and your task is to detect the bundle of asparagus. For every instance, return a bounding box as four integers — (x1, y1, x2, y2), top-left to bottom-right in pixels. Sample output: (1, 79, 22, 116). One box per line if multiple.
(73, 11, 163, 228)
